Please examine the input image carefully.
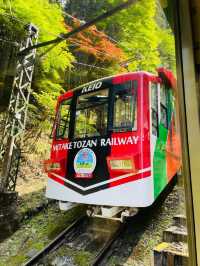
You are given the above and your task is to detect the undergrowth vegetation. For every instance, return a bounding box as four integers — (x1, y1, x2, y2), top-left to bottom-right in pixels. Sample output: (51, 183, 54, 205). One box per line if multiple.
(0, 204, 86, 266)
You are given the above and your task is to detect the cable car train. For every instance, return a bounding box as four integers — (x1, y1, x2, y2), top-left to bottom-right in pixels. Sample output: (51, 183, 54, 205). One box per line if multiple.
(45, 68, 181, 221)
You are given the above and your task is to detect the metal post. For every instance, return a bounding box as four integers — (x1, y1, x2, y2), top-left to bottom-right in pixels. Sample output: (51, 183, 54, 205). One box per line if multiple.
(0, 24, 38, 191)
(173, 0, 200, 265)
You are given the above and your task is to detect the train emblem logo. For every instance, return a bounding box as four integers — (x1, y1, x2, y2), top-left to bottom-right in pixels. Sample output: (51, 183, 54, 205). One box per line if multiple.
(74, 148, 96, 178)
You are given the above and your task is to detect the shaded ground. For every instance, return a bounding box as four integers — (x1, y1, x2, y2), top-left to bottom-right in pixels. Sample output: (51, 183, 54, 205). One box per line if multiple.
(17, 188, 53, 222)
(15, 152, 52, 220)
(16, 154, 47, 197)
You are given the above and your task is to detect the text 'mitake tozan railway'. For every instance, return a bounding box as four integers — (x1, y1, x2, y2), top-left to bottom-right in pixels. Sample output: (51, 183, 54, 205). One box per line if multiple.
(44, 68, 181, 222)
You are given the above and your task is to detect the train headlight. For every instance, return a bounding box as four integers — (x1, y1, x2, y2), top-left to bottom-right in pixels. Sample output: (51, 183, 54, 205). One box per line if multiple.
(109, 159, 133, 170)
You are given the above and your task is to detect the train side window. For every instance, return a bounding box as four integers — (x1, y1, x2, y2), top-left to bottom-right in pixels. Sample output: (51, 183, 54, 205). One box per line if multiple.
(151, 83, 158, 136)
(160, 85, 168, 128)
(56, 99, 72, 139)
(112, 80, 137, 132)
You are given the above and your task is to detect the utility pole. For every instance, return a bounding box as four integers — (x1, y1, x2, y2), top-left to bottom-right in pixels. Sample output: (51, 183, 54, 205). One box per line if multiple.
(0, 24, 38, 191)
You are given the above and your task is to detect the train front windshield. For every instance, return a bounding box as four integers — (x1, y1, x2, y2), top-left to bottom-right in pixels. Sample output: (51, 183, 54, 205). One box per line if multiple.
(55, 80, 137, 140)
(74, 89, 109, 138)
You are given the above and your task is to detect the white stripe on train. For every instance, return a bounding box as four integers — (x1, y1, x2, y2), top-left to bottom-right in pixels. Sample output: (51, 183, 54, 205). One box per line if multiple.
(50, 167, 151, 191)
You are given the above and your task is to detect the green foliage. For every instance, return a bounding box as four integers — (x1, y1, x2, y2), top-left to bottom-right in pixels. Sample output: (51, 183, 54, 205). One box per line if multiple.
(64, 16, 126, 88)
(47, 205, 86, 239)
(74, 251, 92, 266)
(32, 242, 45, 250)
(65, 0, 176, 73)
(0, 203, 86, 266)
(158, 28, 176, 72)
(114, 0, 161, 72)
(6, 254, 27, 266)
(0, 0, 74, 129)
(0, 0, 176, 140)
(156, 3, 176, 72)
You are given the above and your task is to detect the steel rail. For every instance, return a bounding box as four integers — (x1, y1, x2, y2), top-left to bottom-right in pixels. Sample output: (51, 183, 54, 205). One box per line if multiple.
(23, 216, 86, 266)
(23, 216, 125, 266)
(91, 223, 125, 266)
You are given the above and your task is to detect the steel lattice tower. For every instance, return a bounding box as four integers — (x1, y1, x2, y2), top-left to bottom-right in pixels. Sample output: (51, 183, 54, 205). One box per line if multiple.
(0, 24, 38, 191)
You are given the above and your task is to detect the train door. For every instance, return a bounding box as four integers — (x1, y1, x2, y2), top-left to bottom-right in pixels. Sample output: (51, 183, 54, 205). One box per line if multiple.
(151, 82, 169, 199)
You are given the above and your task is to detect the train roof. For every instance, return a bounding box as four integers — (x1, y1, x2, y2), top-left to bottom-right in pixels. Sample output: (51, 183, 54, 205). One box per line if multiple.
(73, 71, 153, 90)
(60, 68, 176, 101)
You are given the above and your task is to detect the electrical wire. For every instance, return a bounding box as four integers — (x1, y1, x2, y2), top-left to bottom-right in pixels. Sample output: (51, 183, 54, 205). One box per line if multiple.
(0, 12, 126, 64)
(68, 39, 121, 61)
(62, 10, 133, 52)
(0, 12, 124, 72)
(18, 0, 139, 54)
(0, 10, 129, 69)
(0, 3, 133, 84)
(73, 61, 113, 72)
(62, 10, 119, 44)
(1, 10, 120, 55)
(1, 8, 133, 58)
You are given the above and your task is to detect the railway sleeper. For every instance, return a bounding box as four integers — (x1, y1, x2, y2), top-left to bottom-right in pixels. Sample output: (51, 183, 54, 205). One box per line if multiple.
(154, 242, 189, 266)
(163, 225, 188, 243)
(173, 215, 187, 227)
(154, 214, 188, 266)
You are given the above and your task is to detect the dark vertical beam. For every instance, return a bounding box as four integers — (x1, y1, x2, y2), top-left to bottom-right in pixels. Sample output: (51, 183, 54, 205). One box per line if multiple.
(172, 0, 200, 265)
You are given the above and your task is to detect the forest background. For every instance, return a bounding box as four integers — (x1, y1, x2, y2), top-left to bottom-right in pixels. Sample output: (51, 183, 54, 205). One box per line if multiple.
(0, 3, 181, 265)
(0, 0, 175, 155)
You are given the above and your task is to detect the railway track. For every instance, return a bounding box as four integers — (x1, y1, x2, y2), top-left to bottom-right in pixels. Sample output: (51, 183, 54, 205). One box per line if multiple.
(23, 215, 124, 266)
(24, 216, 85, 266)
(23, 178, 177, 266)
(91, 223, 125, 266)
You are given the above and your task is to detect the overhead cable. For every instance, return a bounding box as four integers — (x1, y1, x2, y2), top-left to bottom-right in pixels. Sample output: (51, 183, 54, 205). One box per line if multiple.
(0, 12, 123, 63)
(73, 61, 113, 72)
(62, 10, 119, 44)
(68, 40, 121, 61)
(18, 0, 139, 55)
(0, 12, 130, 63)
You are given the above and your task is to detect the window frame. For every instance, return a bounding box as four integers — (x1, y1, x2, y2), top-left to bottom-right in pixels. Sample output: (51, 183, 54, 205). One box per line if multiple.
(110, 80, 138, 133)
(160, 85, 168, 129)
(53, 98, 72, 140)
(73, 88, 109, 139)
(151, 82, 159, 137)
